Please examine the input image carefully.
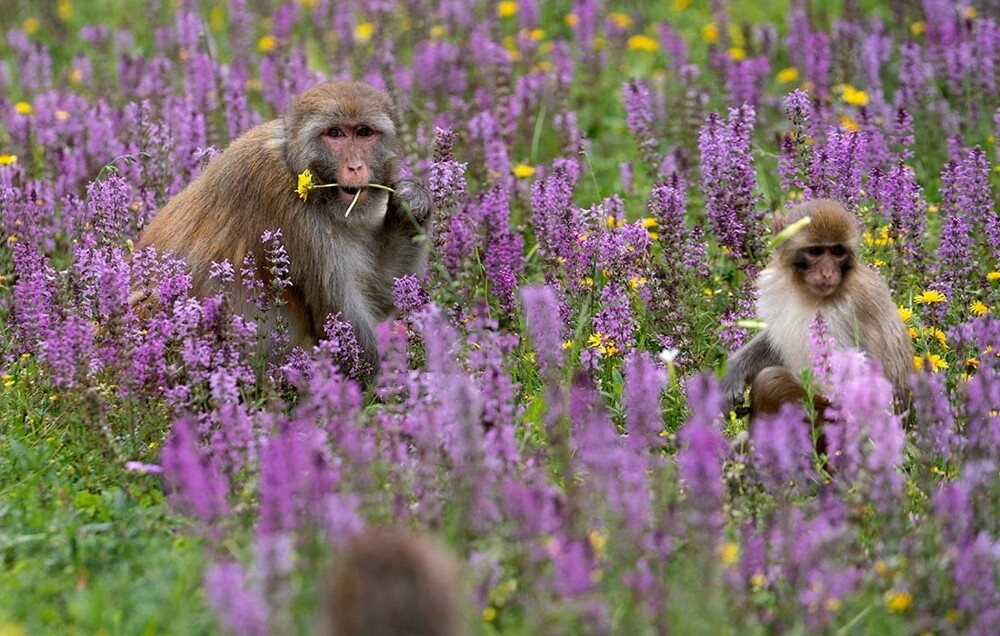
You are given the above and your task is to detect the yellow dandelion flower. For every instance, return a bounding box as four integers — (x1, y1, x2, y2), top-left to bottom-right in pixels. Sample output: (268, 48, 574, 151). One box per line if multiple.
(608, 12, 632, 29)
(430, 24, 447, 39)
(23, 17, 40, 34)
(561, 340, 573, 350)
(629, 276, 647, 290)
(606, 215, 621, 229)
(914, 354, 948, 372)
(964, 6, 977, 20)
(898, 306, 913, 323)
(915, 289, 947, 304)
(967, 356, 979, 369)
(57, 0, 71, 21)
(587, 333, 604, 349)
(703, 288, 715, 296)
(588, 530, 608, 554)
(841, 84, 870, 106)
(482, 606, 497, 622)
(641, 217, 658, 228)
(673, 0, 692, 9)
(824, 598, 842, 612)
(15, 102, 33, 116)
(2, 374, 14, 388)
(296, 169, 314, 200)
(528, 28, 545, 41)
(718, 542, 739, 566)
(523, 351, 535, 363)
(702, 23, 719, 43)
(355, 22, 375, 42)
(0, 155, 17, 166)
(210, 7, 226, 30)
(887, 590, 913, 613)
(257, 35, 277, 53)
(627, 34, 659, 52)
(777, 67, 799, 83)
(924, 326, 947, 347)
(565, 13, 579, 28)
(728, 47, 746, 61)
(750, 573, 766, 589)
(971, 300, 989, 316)
(496, 1, 517, 18)
(580, 276, 594, 287)
(839, 114, 859, 131)
(911, 21, 926, 36)
(989, 271, 1000, 281)
(512, 163, 536, 179)
(908, 326, 919, 340)
(69, 68, 84, 84)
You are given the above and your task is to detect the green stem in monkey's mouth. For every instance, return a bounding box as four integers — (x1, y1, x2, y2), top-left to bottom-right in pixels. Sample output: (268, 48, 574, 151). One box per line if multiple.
(295, 169, 395, 216)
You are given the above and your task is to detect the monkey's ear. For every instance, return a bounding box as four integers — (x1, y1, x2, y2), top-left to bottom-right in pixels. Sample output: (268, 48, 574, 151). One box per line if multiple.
(772, 209, 788, 233)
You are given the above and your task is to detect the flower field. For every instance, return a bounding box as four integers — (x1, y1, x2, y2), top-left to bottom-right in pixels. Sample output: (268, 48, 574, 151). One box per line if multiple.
(2, 0, 1000, 633)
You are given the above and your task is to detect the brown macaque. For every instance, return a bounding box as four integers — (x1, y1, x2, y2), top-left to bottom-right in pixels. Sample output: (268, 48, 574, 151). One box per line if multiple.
(323, 531, 466, 636)
(135, 81, 431, 378)
(749, 366, 831, 459)
(721, 198, 913, 421)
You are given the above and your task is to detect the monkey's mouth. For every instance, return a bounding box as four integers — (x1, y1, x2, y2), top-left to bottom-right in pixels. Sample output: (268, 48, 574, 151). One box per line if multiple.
(339, 186, 362, 195)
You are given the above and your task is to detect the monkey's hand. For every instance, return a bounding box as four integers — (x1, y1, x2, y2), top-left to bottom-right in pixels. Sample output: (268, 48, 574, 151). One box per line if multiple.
(389, 179, 433, 227)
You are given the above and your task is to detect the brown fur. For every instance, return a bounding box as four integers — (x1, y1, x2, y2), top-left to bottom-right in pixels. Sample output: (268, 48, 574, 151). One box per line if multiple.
(323, 531, 466, 636)
(135, 81, 432, 377)
(721, 199, 913, 416)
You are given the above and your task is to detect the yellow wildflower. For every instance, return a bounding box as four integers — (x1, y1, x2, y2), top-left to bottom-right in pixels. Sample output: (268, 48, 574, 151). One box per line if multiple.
(561, 340, 573, 350)
(673, 0, 692, 9)
(989, 271, 1000, 281)
(728, 47, 746, 61)
(841, 84, 869, 106)
(717, 542, 739, 566)
(296, 169, 314, 200)
(565, 13, 579, 28)
(641, 217, 658, 228)
(588, 530, 608, 554)
(915, 289, 947, 304)
(23, 17, 40, 34)
(257, 35, 277, 53)
(887, 590, 913, 613)
(2, 374, 14, 388)
(924, 326, 947, 347)
(911, 21, 926, 36)
(750, 573, 766, 589)
(839, 115, 859, 131)
(512, 164, 536, 179)
(971, 300, 989, 316)
(527, 28, 544, 41)
(57, 0, 71, 21)
(430, 24, 447, 39)
(898, 306, 912, 323)
(914, 354, 948, 372)
(702, 23, 719, 43)
(777, 67, 799, 83)
(355, 22, 375, 42)
(608, 12, 632, 29)
(15, 102, 33, 116)
(496, 1, 517, 18)
(0, 155, 17, 166)
(627, 34, 659, 53)
(606, 215, 621, 229)
(210, 7, 225, 30)
(629, 276, 647, 290)
(964, 6, 977, 20)
(69, 68, 84, 84)
(482, 606, 497, 622)
(824, 598, 842, 612)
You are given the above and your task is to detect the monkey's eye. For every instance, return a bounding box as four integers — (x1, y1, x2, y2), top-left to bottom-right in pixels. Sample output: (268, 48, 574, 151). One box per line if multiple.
(806, 246, 825, 257)
(326, 127, 345, 138)
(356, 126, 374, 137)
(830, 245, 847, 257)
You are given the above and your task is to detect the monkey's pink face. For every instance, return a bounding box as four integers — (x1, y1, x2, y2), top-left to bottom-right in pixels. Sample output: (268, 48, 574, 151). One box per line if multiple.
(320, 124, 382, 198)
(794, 244, 850, 297)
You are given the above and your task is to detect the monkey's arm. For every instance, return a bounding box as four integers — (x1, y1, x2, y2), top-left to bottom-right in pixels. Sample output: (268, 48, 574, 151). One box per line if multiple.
(719, 332, 785, 415)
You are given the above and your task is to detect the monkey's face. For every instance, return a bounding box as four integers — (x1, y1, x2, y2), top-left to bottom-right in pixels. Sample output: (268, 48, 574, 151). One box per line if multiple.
(790, 242, 852, 297)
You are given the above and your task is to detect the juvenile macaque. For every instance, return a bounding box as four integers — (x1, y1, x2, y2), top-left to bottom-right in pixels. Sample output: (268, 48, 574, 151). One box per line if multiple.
(135, 81, 431, 377)
(323, 531, 466, 636)
(721, 199, 913, 419)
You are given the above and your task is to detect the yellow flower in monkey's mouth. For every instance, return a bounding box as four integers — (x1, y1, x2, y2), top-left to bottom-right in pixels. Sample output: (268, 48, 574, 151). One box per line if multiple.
(296, 169, 314, 200)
